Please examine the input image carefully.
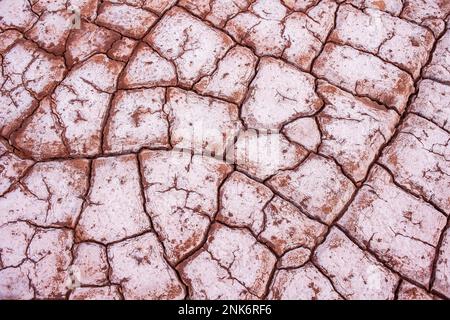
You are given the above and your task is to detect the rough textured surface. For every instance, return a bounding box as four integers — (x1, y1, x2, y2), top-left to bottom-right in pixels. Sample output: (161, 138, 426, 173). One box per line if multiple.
(76, 155, 150, 243)
(145, 7, 234, 87)
(424, 29, 450, 82)
(1, 40, 66, 138)
(433, 228, 450, 297)
(140, 150, 232, 264)
(0, 159, 89, 227)
(379, 114, 450, 215)
(339, 165, 447, 287)
(398, 281, 437, 300)
(104, 88, 169, 153)
(330, 5, 434, 79)
(317, 82, 399, 182)
(268, 263, 343, 300)
(259, 196, 327, 256)
(194, 46, 257, 104)
(313, 43, 415, 113)
(108, 232, 185, 299)
(242, 57, 322, 129)
(233, 130, 307, 180)
(177, 223, 276, 299)
(410, 79, 450, 132)
(268, 154, 356, 225)
(217, 171, 273, 235)
(69, 286, 122, 300)
(313, 228, 399, 300)
(224, 0, 337, 70)
(165, 88, 241, 156)
(1, 0, 449, 301)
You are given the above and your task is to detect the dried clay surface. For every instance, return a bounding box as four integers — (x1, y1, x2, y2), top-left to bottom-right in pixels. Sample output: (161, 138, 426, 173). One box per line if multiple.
(0, 0, 449, 300)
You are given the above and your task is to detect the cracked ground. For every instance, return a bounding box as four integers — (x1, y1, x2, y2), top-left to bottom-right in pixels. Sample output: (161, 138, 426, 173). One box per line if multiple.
(0, 0, 449, 301)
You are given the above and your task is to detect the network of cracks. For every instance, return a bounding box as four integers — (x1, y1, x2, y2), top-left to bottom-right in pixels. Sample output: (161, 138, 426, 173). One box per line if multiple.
(0, 0, 449, 300)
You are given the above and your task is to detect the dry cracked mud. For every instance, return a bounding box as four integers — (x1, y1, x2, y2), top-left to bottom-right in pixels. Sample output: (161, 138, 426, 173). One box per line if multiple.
(0, 0, 449, 300)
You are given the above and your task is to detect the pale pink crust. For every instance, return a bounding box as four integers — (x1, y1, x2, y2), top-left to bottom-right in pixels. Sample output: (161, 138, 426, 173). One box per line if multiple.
(108, 232, 185, 300)
(0, 221, 35, 268)
(398, 281, 437, 300)
(347, 0, 448, 36)
(25, 11, 73, 55)
(103, 88, 169, 153)
(69, 286, 122, 300)
(31, 0, 99, 21)
(268, 154, 355, 225)
(194, 46, 258, 104)
(346, 0, 403, 15)
(141, 0, 177, 15)
(433, 228, 450, 297)
(11, 97, 69, 160)
(339, 165, 447, 286)
(145, 7, 234, 87)
(65, 21, 121, 67)
(0, 228, 73, 299)
(268, 263, 343, 300)
(165, 88, 242, 157)
(179, 0, 253, 28)
(0, 0, 38, 32)
(217, 172, 273, 235)
(281, 0, 338, 69)
(424, 29, 450, 83)
(401, 0, 450, 36)
(410, 79, 450, 131)
(242, 57, 323, 129)
(106, 0, 176, 16)
(225, 0, 337, 70)
(0, 262, 35, 299)
(0, 159, 90, 227)
(0, 40, 66, 136)
(0, 146, 33, 194)
(178, 251, 256, 299)
(96, 2, 158, 39)
(317, 82, 399, 182)
(118, 42, 177, 89)
(277, 247, 311, 269)
(313, 228, 399, 299)
(51, 54, 124, 157)
(0, 30, 24, 54)
(177, 223, 276, 299)
(140, 150, 232, 264)
(25, 228, 74, 299)
(76, 155, 151, 244)
(283, 117, 321, 152)
(312, 43, 414, 112)
(107, 37, 138, 62)
(421, 19, 446, 38)
(330, 5, 434, 79)
(282, 0, 321, 11)
(71, 242, 109, 286)
(259, 196, 327, 255)
(379, 114, 450, 214)
(233, 130, 308, 180)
